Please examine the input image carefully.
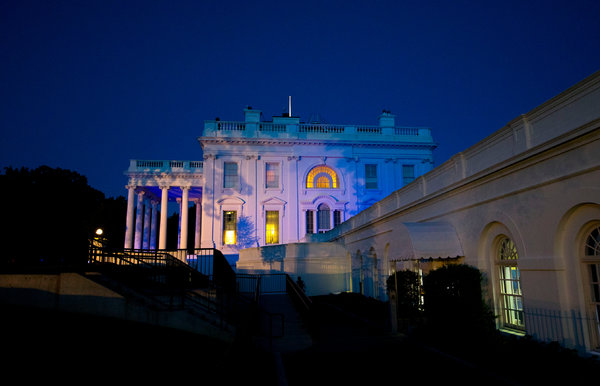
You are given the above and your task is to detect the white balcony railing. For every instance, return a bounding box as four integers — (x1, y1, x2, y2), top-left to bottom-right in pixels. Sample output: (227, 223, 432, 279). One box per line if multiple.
(128, 160, 203, 173)
(204, 120, 429, 141)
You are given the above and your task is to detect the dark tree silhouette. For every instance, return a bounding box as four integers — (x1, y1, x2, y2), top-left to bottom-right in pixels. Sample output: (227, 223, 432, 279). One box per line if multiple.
(0, 166, 126, 266)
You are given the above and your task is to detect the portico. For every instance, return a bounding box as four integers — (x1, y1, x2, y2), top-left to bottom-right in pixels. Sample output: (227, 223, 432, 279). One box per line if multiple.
(123, 160, 204, 254)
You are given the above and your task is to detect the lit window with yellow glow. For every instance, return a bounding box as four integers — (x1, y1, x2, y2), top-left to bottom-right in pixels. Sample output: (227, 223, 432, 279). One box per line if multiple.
(497, 237, 524, 330)
(266, 211, 279, 244)
(306, 165, 338, 189)
(223, 211, 237, 245)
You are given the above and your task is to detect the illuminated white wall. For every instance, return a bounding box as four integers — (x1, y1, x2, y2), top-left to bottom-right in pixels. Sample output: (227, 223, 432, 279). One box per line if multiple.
(199, 109, 437, 259)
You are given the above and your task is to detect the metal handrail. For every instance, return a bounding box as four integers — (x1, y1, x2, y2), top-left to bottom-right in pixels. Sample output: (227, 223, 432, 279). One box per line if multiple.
(87, 246, 253, 332)
(286, 274, 312, 314)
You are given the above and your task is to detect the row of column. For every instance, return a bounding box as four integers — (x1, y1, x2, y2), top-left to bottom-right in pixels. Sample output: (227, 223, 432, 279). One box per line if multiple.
(124, 185, 202, 250)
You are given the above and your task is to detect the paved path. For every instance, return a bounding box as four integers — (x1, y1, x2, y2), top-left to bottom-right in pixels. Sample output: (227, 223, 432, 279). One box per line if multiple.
(254, 293, 313, 353)
(252, 295, 519, 386)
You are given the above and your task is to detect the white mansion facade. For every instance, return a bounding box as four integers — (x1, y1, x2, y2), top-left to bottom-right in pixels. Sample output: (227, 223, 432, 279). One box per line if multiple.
(238, 71, 600, 354)
(123, 107, 436, 260)
(122, 71, 600, 354)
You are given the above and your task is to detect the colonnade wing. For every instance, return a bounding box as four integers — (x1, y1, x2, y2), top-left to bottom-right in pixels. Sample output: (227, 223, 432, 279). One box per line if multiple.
(392, 222, 464, 261)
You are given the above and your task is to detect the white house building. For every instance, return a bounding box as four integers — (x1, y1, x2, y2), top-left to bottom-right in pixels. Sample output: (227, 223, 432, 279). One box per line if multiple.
(122, 106, 437, 263)
(121, 70, 600, 353)
(237, 70, 600, 354)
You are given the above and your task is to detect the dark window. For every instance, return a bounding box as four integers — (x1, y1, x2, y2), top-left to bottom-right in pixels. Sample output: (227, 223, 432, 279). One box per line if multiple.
(334, 210, 341, 227)
(365, 164, 377, 189)
(224, 162, 238, 188)
(317, 203, 330, 231)
(402, 164, 415, 185)
(306, 210, 314, 234)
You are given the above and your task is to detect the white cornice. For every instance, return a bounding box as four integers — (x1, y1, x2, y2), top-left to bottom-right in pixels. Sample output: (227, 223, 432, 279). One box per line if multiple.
(198, 136, 437, 149)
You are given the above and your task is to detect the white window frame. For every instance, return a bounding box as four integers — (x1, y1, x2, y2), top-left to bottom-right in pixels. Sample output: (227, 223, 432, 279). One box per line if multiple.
(582, 224, 600, 350)
(365, 164, 378, 190)
(402, 164, 415, 185)
(222, 161, 240, 191)
(265, 210, 280, 245)
(261, 197, 286, 245)
(496, 237, 525, 331)
(264, 160, 283, 192)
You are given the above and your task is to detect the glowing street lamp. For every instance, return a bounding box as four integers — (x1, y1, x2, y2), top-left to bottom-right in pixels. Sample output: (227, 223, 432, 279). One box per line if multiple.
(92, 228, 106, 248)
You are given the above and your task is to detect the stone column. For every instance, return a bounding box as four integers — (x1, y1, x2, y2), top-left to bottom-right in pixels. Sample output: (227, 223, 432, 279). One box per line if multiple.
(309, 210, 316, 234)
(176, 198, 182, 249)
(159, 186, 169, 250)
(180, 186, 190, 250)
(134, 190, 145, 249)
(124, 185, 136, 249)
(142, 197, 151, 249)
(150, 200, 158, 250)
(194, 198, 202, 249)
(330, 209, 335, 230)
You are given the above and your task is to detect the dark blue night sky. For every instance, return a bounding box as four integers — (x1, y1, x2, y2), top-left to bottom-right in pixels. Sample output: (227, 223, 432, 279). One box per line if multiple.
(1, 0, 599, 199)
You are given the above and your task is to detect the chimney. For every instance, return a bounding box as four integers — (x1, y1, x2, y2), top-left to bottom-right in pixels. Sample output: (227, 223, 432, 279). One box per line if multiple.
(244, 106, 262, 123)
(378, 109, 395, 128)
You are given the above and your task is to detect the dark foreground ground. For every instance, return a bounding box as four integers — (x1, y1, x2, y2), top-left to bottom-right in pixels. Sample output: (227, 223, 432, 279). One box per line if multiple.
(2, 294, 598, 385)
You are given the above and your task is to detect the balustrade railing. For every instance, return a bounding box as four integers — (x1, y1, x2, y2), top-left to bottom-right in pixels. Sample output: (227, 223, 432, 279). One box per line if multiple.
(217, 121, 246, 131)
(206, 119, 427, 139)
(356, 126, 381, 134)
(299, 124, 346, 134)
(131, 160, 203, 171)
(259, 123, 287, 132)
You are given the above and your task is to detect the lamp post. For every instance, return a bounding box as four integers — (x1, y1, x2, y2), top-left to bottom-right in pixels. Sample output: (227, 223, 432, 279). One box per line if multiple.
(93, 228, 107, 248)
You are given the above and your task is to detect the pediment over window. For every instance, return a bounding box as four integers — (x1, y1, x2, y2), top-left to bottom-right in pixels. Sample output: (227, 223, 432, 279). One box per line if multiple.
(217, 196, 246, 206)
(261, 197, 287, 206)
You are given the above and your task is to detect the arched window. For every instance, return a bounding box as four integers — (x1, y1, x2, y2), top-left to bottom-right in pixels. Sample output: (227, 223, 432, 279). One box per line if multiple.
(316, 176, 330, 188)
(584, 225, 600, 347)
(306, 165, 338, 189)
(317, 203, 330, 232)
(585, 226, 600, 255)
(497, 237, 525, 330)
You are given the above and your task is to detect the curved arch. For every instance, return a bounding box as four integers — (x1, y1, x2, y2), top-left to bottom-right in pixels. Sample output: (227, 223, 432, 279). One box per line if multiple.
(554, 203, 600, 350)
(477, 215, 526, 273)
(305, 165, 340, 189)
(478, 220, 525, 331)
(554, 203, 600, 263)
(317, 203, 330, 211)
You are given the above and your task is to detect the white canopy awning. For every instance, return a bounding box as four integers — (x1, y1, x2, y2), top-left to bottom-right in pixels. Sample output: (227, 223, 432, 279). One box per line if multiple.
(392, 222, 464, 261)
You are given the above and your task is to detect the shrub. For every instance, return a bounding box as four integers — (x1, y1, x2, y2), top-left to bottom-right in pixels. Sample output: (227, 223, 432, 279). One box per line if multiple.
(422, 264, 495, 336)
(386, 270, 421, 318)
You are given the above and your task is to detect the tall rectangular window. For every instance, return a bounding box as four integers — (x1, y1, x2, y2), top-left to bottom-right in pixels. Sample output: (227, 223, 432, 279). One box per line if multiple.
(306, 210, 314, 234)
(223, 211, 237, 245)
(265, 211, 279, 244)
(224, 162, 238, 189)
(334, 210, 341, 227)
(317, 205, 330, 232)
(265, 162, 279, 189)
(365, 164, 378, 189)
(402, 165, 415, 185)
